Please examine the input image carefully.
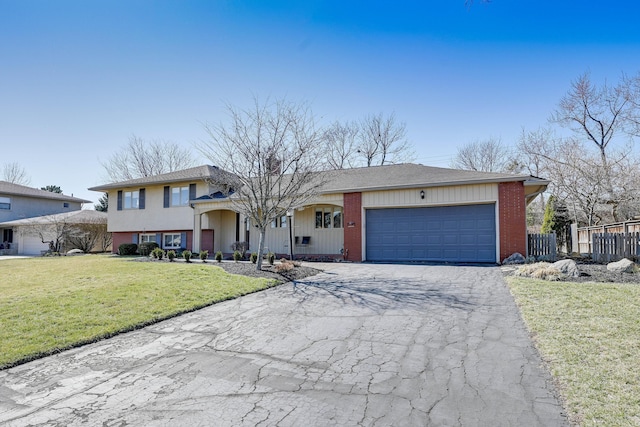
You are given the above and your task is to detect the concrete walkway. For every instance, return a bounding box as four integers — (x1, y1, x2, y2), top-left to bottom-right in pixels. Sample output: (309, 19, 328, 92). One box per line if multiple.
(0, 263, 567, 426)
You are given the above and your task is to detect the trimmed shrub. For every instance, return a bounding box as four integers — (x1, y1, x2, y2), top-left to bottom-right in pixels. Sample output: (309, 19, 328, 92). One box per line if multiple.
(183, 250, 192, 262)
(118, 243, 138, 256)
(215, 251, 223, 262)
(250, 252, 258, 263)
(167, 250, 176, 261)
(267, 252, 275, 265)
(233, 251, 242, 262)
(138, 242, 159, 256)
(199, 250, 208, 262)
(151, 247, 164, 260)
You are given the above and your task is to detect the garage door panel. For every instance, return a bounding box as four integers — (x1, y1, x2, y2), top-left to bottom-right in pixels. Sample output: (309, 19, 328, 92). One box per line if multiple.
(366, 204, 496, 263)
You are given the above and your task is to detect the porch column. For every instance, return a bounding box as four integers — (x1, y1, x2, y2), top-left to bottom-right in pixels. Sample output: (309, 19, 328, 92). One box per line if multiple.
(193, 210, 202, 253)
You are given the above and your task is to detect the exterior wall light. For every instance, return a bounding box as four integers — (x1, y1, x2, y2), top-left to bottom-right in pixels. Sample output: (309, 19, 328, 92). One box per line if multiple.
(420, 190, 425, 199)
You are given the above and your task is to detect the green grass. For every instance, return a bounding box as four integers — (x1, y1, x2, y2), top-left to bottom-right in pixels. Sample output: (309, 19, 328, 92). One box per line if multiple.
(0, 255, 275, 369)
(506, 277, 640, 426)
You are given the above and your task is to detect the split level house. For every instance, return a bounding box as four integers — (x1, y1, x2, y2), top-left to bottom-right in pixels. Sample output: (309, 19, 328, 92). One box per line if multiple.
(89, 163, 548, 264)
(0, 181, 91, 255)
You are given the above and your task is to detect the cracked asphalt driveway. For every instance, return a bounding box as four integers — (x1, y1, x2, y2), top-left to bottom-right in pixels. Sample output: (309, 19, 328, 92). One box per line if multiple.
(0, 263, 567, 426)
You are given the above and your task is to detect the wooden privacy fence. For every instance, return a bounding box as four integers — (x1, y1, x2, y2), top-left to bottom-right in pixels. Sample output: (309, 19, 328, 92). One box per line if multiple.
(592, 232, 640, 263)
(578, 220, 640, 254)
(528, 233, 557, 261)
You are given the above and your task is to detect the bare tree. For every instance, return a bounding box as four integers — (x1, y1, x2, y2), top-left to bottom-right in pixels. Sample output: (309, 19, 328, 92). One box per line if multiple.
(22, 216, 73, 254)
(198, 98, 328, 270)
(518, 127, 640, 226)
(357, 112, 414, 166)
(102, 135, 195, 182)
(550, 72, 637, 221)
(451, 137, 518, 172)
(66, 220, 111, 253)
(323, 120, 360, 169)
(2, 162, 31, 185)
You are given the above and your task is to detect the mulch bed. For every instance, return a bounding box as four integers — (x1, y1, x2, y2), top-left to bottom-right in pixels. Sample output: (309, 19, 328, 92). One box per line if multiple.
(131, 256, 322, 284)
(502, 262, 640, 284)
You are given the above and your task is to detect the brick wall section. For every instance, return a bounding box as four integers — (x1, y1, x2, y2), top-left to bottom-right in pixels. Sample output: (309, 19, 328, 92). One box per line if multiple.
(343, 192, 363, 262)
(498, 181, 527, 262)
(112, 232, 134, 254)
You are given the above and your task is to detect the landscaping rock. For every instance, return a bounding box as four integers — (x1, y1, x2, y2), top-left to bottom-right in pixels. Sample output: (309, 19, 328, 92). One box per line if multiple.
(552, 259, 580, 278)
(607, 258, 637, 273)
(502, 252, 525, 265)
(66, 249, 85, 255)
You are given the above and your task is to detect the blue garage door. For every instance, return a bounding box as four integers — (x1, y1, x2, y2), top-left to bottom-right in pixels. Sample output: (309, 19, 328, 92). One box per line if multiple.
(366, 204, 496, 263)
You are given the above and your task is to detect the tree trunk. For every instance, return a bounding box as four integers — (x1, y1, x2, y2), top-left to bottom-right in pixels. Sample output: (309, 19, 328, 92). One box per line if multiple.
(256, 227, 266, 271)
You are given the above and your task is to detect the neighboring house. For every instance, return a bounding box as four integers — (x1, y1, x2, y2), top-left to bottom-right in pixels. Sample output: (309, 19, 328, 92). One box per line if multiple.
(0, 181, 91, 254)
(90, 163, 548, 264)
(0, 210, 109, 255)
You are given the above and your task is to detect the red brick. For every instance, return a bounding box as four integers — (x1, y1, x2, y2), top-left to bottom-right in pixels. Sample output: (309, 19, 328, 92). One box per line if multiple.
(498, 182, 526, 262)
(111, 232, 134, 254)
(343, 192, 362, 262)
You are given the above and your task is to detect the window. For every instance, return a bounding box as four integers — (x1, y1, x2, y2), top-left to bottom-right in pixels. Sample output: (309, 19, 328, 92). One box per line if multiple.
(0, 197, 10, 210)
(163, 233, 182, 249)
(171, 186, 189, 206)
(140, 234, 156, 243)
(315, 207, 343, 229)
(3, 229, 13, 243)
(124, 191, 139, 209)
(63, 202, 69, 208)
(271, 215, 288, 228)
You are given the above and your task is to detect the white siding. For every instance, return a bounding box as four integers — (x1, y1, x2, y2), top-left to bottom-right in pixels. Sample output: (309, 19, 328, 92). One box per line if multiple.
(107, 182, 212, 232)
(249, 204, 345, 256)
(362, 183, 498, 208)
(207, 210, 237, 253)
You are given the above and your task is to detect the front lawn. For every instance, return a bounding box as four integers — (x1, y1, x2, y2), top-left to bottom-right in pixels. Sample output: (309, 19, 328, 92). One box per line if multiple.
(0, 255, 275, 369)
(506, 276, 640, 426)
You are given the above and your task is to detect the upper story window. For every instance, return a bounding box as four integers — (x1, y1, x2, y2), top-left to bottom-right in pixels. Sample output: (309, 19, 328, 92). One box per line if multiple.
(172, 186, 189, 206)
(124, 191, 139, 209)
(315, 207, 343, 229)
(116, 189, 145, 211)
(0, 197, 10, 210)
(164, 184, 195, 208)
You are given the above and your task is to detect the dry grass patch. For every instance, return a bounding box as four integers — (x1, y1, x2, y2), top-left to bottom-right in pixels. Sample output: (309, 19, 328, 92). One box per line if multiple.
(0, 255, 275, 369)
(515, 262, 563, 281)
(507, 276, 640, 426)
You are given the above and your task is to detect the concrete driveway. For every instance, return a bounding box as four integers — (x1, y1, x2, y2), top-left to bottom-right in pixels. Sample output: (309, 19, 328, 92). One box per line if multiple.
(0, 263, 567, 426)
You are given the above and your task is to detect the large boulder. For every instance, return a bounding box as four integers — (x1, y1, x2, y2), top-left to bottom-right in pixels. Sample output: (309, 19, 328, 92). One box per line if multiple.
(502, 252, 525, 265)
(607, 258, 637, 273)
(66, 249, 85, 256)
(552, 259, 580, 278)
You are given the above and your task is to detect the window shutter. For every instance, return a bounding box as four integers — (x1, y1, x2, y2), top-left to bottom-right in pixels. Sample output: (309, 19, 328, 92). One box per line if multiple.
(156, 233, 162, 245)
(189, 183, 196, 201)
(163, 186, 170, 208)
(117, 191, 123, 211)
(139, 188, 145, 209)
(180, 232, 187, 249)
(132, 234, 139, 244)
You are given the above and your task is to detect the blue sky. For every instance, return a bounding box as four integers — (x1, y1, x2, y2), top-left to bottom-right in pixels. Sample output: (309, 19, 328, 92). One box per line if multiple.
(1, 0, 639, 205)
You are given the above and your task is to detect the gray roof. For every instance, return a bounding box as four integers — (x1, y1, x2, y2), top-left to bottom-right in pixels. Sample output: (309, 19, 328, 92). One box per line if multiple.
(89, 163, 549, 197)
(317, 163, 548, 193)
(0, 181, 91, 203)
(0, 209, 107, 227)
(88, 165, 223, 191)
